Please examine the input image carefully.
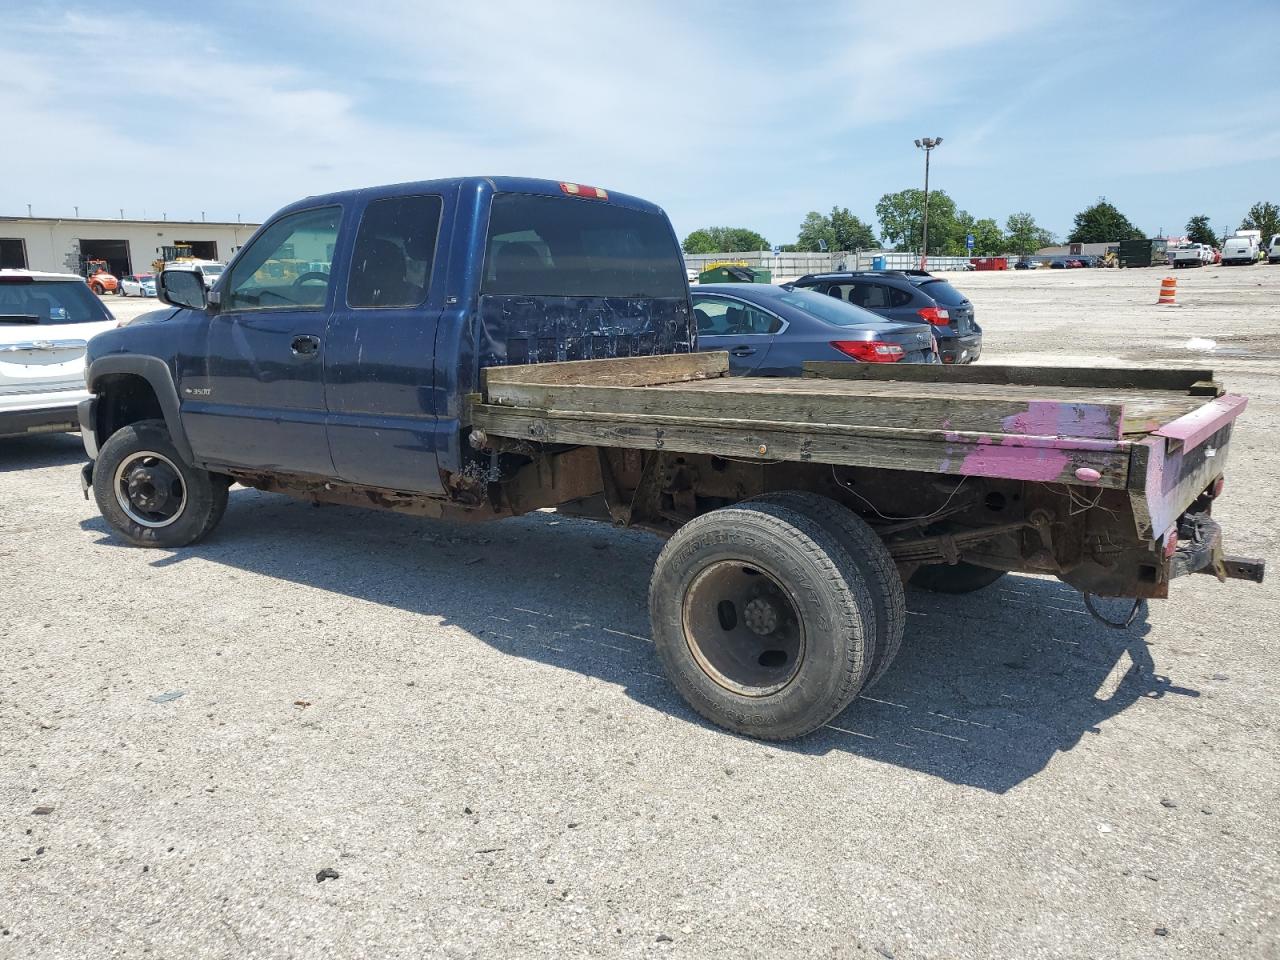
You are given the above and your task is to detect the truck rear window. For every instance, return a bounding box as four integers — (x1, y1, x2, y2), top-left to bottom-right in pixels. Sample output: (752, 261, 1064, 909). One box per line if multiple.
(483, 194, 686, 298)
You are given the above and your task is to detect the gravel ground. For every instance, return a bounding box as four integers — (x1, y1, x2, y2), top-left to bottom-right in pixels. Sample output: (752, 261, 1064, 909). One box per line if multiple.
(2, 268, 1278, 959)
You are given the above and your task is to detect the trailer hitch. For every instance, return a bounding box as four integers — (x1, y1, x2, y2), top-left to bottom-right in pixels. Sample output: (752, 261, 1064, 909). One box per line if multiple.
(1170, 513, 1266, 583)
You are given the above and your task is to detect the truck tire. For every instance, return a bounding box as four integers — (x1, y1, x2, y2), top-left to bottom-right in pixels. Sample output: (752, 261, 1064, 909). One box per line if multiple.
(910, 561, 1007, 594)
(750, 491, 905, 690)
(649, 501, 875, 741)
(93, 419, 229, 548)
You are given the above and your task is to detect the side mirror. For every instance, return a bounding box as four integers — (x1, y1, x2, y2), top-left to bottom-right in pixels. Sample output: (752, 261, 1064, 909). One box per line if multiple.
(157, 269, 208, 310)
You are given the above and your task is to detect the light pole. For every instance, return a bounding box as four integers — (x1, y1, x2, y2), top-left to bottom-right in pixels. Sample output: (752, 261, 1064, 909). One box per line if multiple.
(914, 137, 943, 269)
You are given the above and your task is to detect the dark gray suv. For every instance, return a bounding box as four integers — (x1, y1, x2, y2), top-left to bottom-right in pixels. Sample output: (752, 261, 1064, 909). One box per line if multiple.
(788, 271, 982, 364)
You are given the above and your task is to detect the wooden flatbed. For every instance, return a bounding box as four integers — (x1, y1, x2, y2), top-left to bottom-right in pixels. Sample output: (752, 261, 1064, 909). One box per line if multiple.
(471, 353, 1246, 534)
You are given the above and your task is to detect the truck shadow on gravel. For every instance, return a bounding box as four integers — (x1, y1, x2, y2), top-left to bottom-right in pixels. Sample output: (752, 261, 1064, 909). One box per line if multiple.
(0, 433, 88, 472)
(81, 488, 1200, 794)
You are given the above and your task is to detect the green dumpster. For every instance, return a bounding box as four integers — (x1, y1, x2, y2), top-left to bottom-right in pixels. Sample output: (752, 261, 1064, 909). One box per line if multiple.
(696, 263, 773, 284)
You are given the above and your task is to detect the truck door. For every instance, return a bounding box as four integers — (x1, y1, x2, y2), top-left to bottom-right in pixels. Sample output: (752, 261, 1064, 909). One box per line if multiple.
(322, 192, 450, 493)
(178, 205, 343, 477)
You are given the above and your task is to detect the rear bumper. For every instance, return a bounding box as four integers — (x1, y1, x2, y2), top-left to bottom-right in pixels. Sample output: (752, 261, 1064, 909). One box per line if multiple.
(938, 333, 982, 364)
(0, 403, 80, 439)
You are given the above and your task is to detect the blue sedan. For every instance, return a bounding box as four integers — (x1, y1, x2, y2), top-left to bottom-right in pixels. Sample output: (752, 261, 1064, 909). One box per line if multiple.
(691, 283, 938, 376)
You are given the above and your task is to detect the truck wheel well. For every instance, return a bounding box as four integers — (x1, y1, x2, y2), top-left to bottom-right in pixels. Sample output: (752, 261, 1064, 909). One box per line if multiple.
(97, 374, 164, 441)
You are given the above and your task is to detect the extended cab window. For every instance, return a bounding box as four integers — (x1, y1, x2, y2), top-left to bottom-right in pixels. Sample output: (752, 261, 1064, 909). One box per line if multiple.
(483, 194, 686, 298)
(348, 195, 442, 308)
(691, 295, 781, 335)
(224, 206, 341, 311)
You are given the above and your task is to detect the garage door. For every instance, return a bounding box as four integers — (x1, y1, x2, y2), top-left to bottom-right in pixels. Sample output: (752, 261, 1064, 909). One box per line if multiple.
(0, 238, 27, 269)
(78, 239, 132, 277)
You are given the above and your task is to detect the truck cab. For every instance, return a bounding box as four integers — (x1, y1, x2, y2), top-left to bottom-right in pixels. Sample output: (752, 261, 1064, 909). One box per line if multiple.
(80, 176, 692, 521)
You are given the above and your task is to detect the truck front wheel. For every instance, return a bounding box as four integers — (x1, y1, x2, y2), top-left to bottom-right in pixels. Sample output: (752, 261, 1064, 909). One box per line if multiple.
(649, 501, 876, 741)
(92, 419, 229, 548)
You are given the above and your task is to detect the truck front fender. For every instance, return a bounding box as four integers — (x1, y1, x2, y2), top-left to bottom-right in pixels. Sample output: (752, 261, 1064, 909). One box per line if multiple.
(85, 355, 195, 465)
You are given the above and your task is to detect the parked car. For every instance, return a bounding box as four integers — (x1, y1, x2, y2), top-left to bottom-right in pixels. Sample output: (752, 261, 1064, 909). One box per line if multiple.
(1014, 258, 1037, 269)
(690, 283, 937, 375)
(0, 270, 118, 438)
(1268, 234, 1280, 265)
(119, 273, 157, 297)
(1222, 234, 1259, 265)
(786, 270, 981, 364)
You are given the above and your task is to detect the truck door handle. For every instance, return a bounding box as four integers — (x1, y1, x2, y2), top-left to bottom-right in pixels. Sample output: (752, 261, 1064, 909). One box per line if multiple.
(291, 335, 320, 357)
(730, 346, 756, 357)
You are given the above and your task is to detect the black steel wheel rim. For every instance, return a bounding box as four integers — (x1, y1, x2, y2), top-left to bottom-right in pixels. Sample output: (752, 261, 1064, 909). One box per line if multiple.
(681, 560, 806, 697)
(113, 451, 187, 528)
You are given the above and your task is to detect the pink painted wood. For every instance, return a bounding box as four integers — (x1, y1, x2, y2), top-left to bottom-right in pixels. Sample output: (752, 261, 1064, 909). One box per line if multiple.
(1153, 394, 1248, 452)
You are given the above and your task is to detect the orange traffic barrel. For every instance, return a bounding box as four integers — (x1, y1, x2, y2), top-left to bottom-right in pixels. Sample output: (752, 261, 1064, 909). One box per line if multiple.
(1158, 276, 1177, 305)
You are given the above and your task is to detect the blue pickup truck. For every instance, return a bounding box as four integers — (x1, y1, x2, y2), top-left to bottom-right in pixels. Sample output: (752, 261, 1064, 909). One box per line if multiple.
(79, 176, 1260, 741)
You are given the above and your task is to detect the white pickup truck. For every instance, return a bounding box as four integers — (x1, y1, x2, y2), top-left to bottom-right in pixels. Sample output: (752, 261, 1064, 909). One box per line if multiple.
(1169, 243, 1213, 268)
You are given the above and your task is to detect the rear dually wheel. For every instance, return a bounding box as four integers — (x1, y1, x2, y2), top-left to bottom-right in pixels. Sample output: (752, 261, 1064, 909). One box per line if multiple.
(649, 500, 876, 740)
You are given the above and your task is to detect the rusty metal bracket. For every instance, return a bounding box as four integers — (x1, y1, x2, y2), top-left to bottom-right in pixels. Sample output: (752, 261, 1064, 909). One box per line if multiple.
(596, 448, 633, 526)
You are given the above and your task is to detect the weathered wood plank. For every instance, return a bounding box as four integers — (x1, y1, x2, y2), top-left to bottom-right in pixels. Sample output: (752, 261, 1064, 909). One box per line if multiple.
(484, 381, 1126, 441)
(472, 403, 1132, 489)
(650, 376, 1205, 436)
(802, 361, 1216, 394)
(482, 352, 729, 391)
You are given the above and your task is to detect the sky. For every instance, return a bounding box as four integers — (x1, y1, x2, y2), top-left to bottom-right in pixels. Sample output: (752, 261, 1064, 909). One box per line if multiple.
(3, 1, 1278, 246)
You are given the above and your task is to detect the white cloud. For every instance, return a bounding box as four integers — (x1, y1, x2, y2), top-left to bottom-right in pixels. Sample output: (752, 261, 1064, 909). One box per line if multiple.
(2, 1, 1275, 243)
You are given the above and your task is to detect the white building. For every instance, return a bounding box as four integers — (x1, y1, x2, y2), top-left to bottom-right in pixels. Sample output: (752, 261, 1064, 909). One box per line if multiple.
(0, 215, 262, 277)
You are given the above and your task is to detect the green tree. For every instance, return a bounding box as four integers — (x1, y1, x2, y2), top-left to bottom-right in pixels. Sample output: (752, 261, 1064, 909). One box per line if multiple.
(1005, 212, 1055, 255)
(969, 217, 1006, 255)
(793, 207, 878, 252)
(681, 227, 770, 254)
(949, 210, 976, 255)
(794, 211, 835, 252)
(875, 188, 958, 254)
(1067, 198, 1145, 244)
(1240, 201, 1280, 243)
(1185, 215, 1218, 247)
(941, 211, 1004, 255)
(829, 207, 878, 251)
